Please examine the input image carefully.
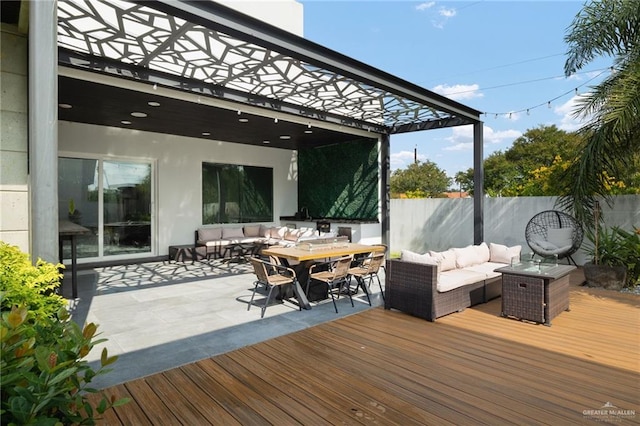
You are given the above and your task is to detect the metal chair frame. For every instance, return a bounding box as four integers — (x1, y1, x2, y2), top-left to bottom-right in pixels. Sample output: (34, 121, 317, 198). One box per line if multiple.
(348, 252, 385, 304)
(306, 255, 354, 313)
(248, 257, 301, 318)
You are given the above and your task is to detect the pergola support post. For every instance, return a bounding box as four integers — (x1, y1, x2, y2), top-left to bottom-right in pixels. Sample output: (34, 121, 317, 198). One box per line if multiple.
(380, 133, 391, 251)
(473, 121, 484, 244)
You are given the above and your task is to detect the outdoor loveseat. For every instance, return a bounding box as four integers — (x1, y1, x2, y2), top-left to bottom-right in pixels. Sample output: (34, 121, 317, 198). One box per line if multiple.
(385, 242, 521, 321)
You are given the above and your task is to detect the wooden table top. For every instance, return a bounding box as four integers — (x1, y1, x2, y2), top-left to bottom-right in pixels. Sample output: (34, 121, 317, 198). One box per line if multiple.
(59, 220, 90, 236)
(261, 242, 381, 262)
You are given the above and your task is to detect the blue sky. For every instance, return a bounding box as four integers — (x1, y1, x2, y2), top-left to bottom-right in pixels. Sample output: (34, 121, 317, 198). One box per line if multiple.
(300, 1, 613, 179)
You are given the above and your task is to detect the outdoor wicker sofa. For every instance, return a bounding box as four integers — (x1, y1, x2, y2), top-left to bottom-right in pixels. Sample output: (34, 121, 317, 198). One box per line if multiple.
(385, 242, 521, 321)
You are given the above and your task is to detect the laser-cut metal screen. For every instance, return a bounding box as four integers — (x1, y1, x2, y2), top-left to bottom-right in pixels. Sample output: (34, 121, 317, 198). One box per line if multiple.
(57, 0, 479, 134)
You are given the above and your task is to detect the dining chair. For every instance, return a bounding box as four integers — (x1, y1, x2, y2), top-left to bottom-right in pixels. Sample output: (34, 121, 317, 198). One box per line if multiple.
(306, 255, 354, 313)
(248, 257, 301, 318)
(348, 252, 385, 303)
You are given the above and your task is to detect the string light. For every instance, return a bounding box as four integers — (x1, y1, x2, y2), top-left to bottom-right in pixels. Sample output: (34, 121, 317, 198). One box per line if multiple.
(482, 68, 610, 118)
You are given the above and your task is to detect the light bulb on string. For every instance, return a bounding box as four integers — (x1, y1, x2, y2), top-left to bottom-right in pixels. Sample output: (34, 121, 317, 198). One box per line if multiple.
(526, 109, 530, 116)
(547, 101, 551, 109)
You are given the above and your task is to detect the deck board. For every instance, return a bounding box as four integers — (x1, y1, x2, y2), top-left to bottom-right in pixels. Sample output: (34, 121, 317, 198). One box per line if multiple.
(90, 285, 640, 425)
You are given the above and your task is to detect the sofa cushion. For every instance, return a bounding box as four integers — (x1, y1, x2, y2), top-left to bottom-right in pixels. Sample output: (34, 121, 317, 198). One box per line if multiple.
(401, 250, 439, 266)
(222, 227, 245, 239)
(284, 229, 301, 241)
(547, 228, 573, 248)
(428, 249, 457, 271)
(299, 227, 315, 238)
(198, 227, 222, 241)
(463, 262, 507, 279)
(259, 224, 271, 238)
(452, 245, 486, 268)
(489, 243, 522, 264)
(270, 226, 287, 239)
(243, 225, 262, 238)
(475, 242, 490, 263)
(531, 237, 558, 251)
(438, 269, 486, 292)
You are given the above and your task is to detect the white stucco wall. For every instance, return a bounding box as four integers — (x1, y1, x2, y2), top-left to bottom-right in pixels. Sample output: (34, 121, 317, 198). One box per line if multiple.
(217, 0, 304, 36)
(390, 195, 640, 265)
(59, 121, 298, 257)
(0, 24, 30, 251)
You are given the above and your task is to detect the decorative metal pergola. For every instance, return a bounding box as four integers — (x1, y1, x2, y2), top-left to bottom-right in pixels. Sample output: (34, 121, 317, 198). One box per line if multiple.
(56, 0, 481, 135)
(28, 0, 486, 262)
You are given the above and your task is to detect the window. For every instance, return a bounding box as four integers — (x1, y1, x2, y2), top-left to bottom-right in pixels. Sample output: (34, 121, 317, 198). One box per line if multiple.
(202, 163, 273, 224)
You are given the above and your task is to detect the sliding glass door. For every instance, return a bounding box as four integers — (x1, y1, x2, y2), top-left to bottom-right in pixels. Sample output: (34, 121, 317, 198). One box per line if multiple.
(58, 157, 153, 261)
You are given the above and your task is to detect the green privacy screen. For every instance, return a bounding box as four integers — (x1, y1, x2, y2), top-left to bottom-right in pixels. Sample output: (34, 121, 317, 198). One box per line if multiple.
(298, 139, 379, 220)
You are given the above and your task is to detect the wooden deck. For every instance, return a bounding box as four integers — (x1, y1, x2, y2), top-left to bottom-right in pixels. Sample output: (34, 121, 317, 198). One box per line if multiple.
(93, 285, 639, 425)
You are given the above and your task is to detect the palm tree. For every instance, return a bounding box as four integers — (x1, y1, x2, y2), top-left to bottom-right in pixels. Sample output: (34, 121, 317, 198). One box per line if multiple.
(558, 0, 640, 227)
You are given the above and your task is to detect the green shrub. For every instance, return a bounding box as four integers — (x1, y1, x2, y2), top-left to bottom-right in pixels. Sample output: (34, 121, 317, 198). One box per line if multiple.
(0, 243, 129, 424)
(0, 242, 66, 324)
(585, 226, 640, 288)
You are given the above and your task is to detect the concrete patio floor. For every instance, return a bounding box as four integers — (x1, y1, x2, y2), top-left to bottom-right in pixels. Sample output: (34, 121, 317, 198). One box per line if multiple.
(63, 258, 385, 390)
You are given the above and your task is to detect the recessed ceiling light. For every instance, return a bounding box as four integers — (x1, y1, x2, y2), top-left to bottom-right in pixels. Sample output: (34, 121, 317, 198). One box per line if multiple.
(131, 112, 147, 118)
(148, 101, 160, 107)
(238, 118, 249, 123)
(304, 130, 313, 134)
(121, 120, 132, 125)
(279, 135, 291, 140)
(263, 140, 270, 144)
(58, 103, 72, 109)
(202, 132, 211, 136)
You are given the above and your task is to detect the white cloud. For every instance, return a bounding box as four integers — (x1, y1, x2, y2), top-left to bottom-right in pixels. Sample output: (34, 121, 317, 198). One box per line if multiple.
(415, 2, 456, 28)
(431, 83, 482, 101)
(390, 150, 427, 170)
(416, 1, 435, 11)
(442, 125, 521, 152)
(439, 7, 456, 18)
(554, 94, 592, 132)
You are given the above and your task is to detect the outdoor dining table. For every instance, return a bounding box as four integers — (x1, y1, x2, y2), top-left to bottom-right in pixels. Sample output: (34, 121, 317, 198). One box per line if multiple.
(261, 242, 381, 310)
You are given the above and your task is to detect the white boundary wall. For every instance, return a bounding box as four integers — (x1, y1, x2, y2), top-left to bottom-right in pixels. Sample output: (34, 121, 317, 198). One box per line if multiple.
(390, 195, 640, 265)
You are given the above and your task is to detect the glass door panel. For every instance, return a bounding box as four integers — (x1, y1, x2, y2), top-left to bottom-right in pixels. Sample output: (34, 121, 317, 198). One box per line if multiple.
(58, 158, 99, 259)
(103, 161, 152, 256)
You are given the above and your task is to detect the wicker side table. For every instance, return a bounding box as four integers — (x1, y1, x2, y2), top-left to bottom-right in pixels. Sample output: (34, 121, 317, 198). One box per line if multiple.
(495, 263, 574, 326)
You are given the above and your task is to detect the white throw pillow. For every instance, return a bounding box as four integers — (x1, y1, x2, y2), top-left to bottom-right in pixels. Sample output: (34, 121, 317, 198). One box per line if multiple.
(428, 249, 457, 271)
(475, 242, 491, 263)
(259, 224, 270, 238)
(270, 226, 287, 239)
(453, 245, 483, 268)
(401, 249, 439, 266)
(547, 228, 573, 248)
(489, 243, 522, 264)
(284, 229, 301, 241)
